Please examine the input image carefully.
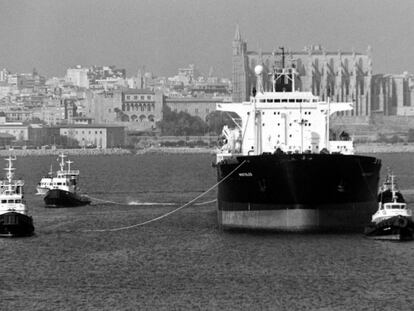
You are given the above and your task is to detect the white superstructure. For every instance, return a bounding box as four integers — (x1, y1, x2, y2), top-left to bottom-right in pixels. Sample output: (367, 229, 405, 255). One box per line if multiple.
(0, 156, 28, 216)
(217, 64, 354, 162)
(36, 154, 80, 195)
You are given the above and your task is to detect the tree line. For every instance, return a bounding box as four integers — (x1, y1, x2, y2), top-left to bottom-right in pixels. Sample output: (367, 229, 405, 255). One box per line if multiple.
(156, 105, 237, 136)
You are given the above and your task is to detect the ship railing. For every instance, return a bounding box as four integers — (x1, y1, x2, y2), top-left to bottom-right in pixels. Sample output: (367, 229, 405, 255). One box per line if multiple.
(216, 150, 234, 163)
(57, 170, 80, 176)
(0, 180, 24, 186)
(329, 141, 354, 155)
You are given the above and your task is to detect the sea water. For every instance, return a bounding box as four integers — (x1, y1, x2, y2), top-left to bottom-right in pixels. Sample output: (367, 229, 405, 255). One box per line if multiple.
(0, 153, 413, 310)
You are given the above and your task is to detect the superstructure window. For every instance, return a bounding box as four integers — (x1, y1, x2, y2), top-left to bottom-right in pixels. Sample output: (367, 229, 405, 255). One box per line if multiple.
(274, 99, 280, 103)
(260, 99, 265, 103)
(282, 99, 287, 103)
(266, 99, 273, 103)
(289, 99, 295, 103)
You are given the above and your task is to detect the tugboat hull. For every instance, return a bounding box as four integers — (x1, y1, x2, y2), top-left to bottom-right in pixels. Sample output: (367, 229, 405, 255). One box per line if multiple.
(0, 212, 34, 237)
(44, 189, 91, 208)
(365, 216, 414, 241)
(217, 153, 381, 231)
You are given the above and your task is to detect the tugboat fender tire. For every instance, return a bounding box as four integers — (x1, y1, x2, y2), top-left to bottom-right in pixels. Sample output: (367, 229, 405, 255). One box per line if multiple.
(395, 216, 408, 228)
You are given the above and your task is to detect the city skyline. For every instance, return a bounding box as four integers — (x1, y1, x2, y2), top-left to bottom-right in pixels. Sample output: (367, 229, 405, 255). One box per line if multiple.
(1, 0, 414, 78)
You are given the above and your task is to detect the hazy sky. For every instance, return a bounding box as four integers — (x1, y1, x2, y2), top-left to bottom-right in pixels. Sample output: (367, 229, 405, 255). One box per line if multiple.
(1, 0, 413, 78)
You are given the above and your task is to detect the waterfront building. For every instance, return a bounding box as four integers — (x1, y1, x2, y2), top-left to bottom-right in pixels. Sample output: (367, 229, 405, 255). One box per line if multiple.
(175, 64, 199, 86)
(3, 109, 32, 122)
(0, 114, 29, 141)
(0, 83, 15, 99)
(59, 124, 125, 148)
(0, 69, 9, 82)
(83, 90, 121, 124)
(33, 99, 65, 125)
(88, 65, 126, 82)
(66, 66, 90, 88)
(7, 71, 46, 91)
(121, 89, 163, 131)
(0, 133, 14, 147)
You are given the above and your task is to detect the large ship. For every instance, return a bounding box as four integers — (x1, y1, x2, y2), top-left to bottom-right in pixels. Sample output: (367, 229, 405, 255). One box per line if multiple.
(215, 52, 381, 231)
(42, 154, 91, 208)
(0, 156, 34, 237)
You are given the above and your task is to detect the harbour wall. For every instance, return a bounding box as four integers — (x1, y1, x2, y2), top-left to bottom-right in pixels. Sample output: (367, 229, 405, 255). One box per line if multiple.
(1, 143, 414, 157)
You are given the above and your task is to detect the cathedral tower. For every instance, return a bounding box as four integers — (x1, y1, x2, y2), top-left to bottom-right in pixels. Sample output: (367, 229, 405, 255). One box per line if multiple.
(232, 25, 249, 102)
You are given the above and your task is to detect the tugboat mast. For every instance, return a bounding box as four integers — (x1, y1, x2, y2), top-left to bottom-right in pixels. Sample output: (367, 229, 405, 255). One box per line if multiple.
(58, 154, 66, 171)
(5, 156, 16, 193)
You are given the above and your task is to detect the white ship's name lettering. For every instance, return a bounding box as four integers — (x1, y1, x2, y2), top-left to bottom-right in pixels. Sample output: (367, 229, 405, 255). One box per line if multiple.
(239, 172, 253, 177)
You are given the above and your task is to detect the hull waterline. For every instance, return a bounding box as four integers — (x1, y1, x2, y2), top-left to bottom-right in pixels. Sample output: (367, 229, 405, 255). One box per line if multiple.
(44, 189, 91, 208)
(0, 212, 34, 237)
(217, 153, 381, 231)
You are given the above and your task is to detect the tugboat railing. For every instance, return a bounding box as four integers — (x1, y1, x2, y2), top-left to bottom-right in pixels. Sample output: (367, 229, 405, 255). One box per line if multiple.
(57, 170, 80, 176)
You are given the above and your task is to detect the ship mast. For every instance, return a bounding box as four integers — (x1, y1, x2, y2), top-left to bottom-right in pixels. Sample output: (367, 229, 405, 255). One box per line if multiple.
(391, 174, 397, 202)
(58, 154, 66, 171)
(4, 156, 16, 193)
(66, 160, 73, 173)
(253, 65, 264, 155)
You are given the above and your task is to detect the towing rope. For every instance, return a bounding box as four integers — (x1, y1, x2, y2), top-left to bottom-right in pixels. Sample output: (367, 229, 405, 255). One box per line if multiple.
(85, 196, 176, 206)
(82, 160, 246, 232)
(85, 196, 217, 206)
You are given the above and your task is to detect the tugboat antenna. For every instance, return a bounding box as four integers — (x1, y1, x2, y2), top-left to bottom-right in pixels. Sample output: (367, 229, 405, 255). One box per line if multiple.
(279, 47, 285, 68)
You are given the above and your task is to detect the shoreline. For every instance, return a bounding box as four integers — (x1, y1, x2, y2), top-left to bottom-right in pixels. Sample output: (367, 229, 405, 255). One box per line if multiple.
(1, 143, 414, 157)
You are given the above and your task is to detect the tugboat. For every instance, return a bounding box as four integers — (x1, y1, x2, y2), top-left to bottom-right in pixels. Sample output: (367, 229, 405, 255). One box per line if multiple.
(0, 156, 34, 237)
(365, 173, 414, 240)
(215, 49, 381, 231)
(43, 154, 91, 208)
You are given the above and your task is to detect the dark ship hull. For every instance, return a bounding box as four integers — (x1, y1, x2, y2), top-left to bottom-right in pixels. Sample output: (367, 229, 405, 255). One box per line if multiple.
(365, 216, 414, 241)
(217, 153, 381, 231)
(0, 212, 34, 237)
(44, 189, 91, 208)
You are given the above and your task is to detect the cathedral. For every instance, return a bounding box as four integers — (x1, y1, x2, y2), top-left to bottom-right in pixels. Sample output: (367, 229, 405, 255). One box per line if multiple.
(232, 26, 414, 118)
